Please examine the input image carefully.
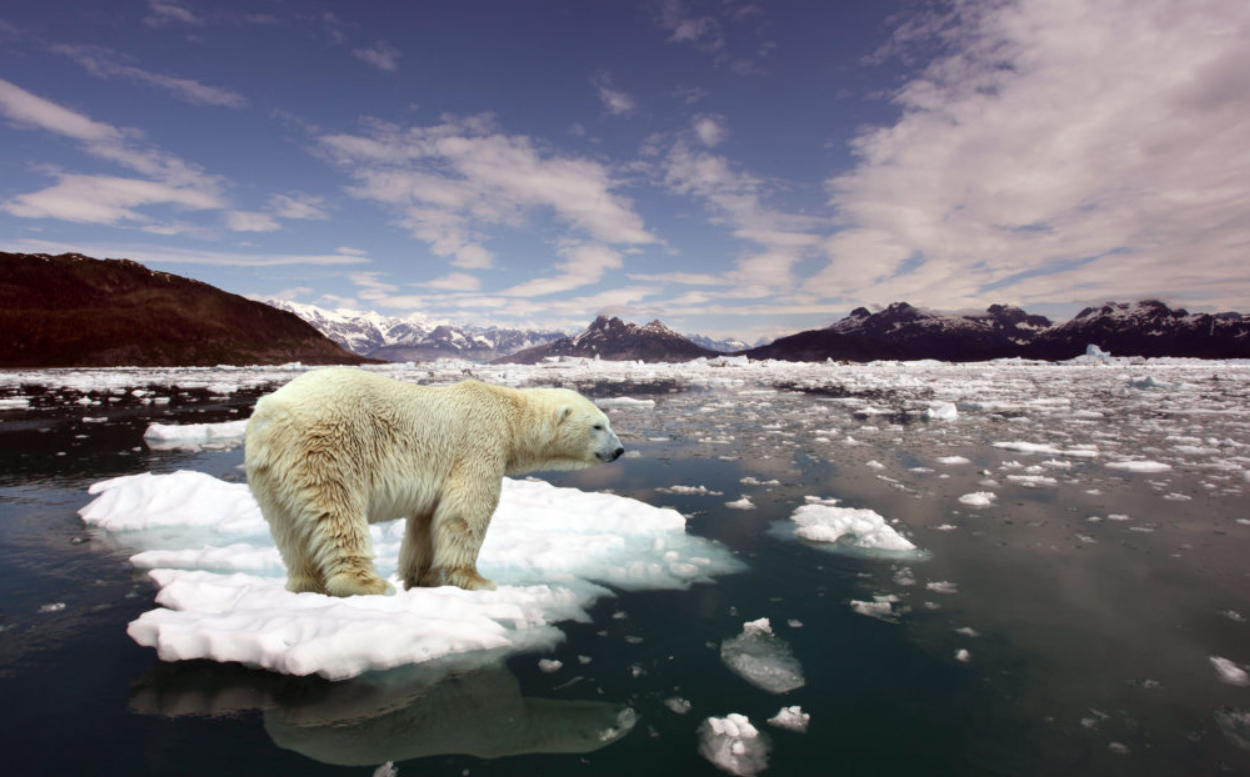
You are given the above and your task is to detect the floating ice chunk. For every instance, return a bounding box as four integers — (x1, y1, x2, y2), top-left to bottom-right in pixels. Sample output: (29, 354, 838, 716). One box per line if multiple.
(665, 697, 692, 714)
(955, 649, 971, 663)
(725, 495, 755, 510)
(926, 580, 958, 594)
(1106, 460, 1172, 473)
(937, 456, 971, 465)
(698, 714, 770, 776)
(1211, 656, 1250, 686)
(596, 397, 655, 409)
(958, 492, 997, 507)
(1215, 708, 1250, 751)
(924, 401, 958, 421)
(658, 484, 723, 496)
(538, 658, 563, 673)
(720, 619, 805, 694)
(766, 706, 810, 733)
(1086, 344, 1111, 358)
(0, 397, 29, 410)
(1006, 475, 1058, 487)
(143, 419, 250, 451)
(788, 502, 917, 553)
(1127, 375, 1194, 390)
(850, 595, 903, 621)
(372, 762, 398, 777)
(80, 472, 741, 679)
(993, 441, 1099, 458)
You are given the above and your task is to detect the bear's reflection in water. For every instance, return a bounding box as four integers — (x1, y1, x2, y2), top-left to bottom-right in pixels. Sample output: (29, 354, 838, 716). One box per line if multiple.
(130, 659, 637, 766)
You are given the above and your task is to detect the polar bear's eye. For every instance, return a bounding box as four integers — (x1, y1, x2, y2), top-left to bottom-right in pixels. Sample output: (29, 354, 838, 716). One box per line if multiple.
(593, 424, 604, 431)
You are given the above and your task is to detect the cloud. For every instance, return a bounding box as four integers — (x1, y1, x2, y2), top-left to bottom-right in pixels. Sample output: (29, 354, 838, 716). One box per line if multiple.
(224, 210, 281, 232)
(592, 72, 637, 116)
(502, 242, 623, 297)
(812, 0, 1250, 311)
(691, 114, 727, 147)
(3, 174, 223, 224)
(0, 78, 228, 227)
(0, 77, 122, 143)
(353, 40, 401, 72)
(662, 132, 825, 297)
(143, 0, 205, 27)
(652, 0, 772, 74)
(417, 272, 481, 292)
(7, 238, 371, 267)
(52, 45, 247, 108)
(318, 113, 655, 274)
(268, 193, 330, 220)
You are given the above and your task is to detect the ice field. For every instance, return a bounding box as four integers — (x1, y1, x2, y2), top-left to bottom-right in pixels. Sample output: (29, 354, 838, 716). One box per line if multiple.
(2, 354, 1249, 775)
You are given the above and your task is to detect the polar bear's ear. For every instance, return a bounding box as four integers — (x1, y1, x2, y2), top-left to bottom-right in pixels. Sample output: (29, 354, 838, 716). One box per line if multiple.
(556, 405, 574, 424)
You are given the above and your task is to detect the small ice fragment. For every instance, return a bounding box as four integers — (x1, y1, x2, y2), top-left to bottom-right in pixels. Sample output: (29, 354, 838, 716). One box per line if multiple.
(958, 492, 996, 507)
(372, 762, 398, 777)
(720, 620, 805, 694)
(937, 456, 971, 465)
(1211, 656, 1250, 686)
(38, 602, 66, 614)
(725, 495, 755, 510)
(789, 502, 917, 552)
(698, 714, 770, 776)
(1108, 742, 1130, 755)
(955, 649, 971, 663)
(766, 706, 810, 733)
(665, 697, 692, 714)
(1106, 460, 1172, 473)
(926, 581, 958, 594)
(1215, 708, 1250, 751)
(955, 627, 980, 637)
(924, 402, 958, 421)
(786, 619, 803, 628)
(538, 658, 563, 673)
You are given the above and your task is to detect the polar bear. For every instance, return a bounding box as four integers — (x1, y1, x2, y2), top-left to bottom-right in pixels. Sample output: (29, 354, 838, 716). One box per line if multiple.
(244, 367, 624, 597)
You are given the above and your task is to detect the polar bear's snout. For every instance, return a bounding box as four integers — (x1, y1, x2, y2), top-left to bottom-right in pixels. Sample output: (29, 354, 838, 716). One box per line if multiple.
(597, 427, 625, 462)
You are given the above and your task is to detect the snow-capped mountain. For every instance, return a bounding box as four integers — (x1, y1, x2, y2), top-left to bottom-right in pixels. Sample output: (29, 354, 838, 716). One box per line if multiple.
(501, 316, 720, 364)
(747, 300, 1249, 362)
(823, 302, 1053, 361)
(1025, 300, 1250, 359)
(265, 299, 565, 362)
(688, 332, 753, 353)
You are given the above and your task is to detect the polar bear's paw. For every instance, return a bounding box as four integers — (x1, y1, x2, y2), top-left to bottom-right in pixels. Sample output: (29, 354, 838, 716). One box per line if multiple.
(325, 570, 396, 597)
(417, 566, 498, 592)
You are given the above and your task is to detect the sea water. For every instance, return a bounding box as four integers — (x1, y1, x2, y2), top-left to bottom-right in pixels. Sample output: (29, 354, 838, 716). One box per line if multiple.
(1, 358, 1249, 775)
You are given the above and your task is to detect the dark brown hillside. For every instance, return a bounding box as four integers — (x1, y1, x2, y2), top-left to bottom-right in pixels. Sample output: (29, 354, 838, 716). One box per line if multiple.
(0, 252, 374, 367)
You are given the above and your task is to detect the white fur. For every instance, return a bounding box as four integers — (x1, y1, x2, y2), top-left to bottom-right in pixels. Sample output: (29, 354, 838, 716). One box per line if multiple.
(244, 367, 623, 596)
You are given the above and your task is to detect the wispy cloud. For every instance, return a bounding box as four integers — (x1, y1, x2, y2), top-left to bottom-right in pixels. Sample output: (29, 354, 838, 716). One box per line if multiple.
(52, 44, 247, 108)
(813, 0, 1250, 311)
(651, 0, 772, 75)
(224, 210, 280, 232)
(7, 238, 371, 267)
(352, 40, 401, 72)
(268, 193, 330, 220)
(142, 0, 205, 28)
(0, 77, 225, 225)
(592, 71, 637, 116)
(318, 113, 655, 274)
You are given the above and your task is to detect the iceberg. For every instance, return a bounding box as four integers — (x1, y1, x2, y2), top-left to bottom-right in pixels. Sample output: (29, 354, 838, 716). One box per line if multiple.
(719, 618, 805, 694)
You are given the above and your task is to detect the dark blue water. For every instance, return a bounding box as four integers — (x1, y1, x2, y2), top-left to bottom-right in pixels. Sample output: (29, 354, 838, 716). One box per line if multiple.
(2, 372, 1249, 776)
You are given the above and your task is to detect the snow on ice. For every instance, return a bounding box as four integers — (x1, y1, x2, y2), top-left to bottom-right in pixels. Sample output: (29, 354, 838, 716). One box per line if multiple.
(79, 470, 741, 680)
(698, 713, 770, 776)
(787, 498, 919, 554)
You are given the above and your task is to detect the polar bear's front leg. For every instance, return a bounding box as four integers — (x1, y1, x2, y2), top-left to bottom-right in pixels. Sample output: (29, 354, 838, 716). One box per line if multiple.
(418, 479, 499, 591)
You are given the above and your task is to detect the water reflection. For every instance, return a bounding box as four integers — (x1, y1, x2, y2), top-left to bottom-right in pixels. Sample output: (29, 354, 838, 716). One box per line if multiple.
(130, 659, 637, 766)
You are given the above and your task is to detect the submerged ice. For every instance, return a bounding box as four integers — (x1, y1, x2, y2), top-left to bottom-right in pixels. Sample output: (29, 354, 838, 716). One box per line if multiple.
(79, 470, 741, 680)
(719, 618, 805, 694)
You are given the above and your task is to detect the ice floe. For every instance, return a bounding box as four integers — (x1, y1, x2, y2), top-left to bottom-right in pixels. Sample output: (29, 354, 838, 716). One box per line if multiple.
(143, 419, 249, 451)
(79, 470, 741, 679)
(719, 618, 805, 694)
(698, 713, 770, 776)
(786, 498, 919, 554)
(766, 705, 810, 733)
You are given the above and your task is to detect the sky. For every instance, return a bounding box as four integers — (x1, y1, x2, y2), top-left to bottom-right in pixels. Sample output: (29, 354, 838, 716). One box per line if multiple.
(1, 0, 1248, 341)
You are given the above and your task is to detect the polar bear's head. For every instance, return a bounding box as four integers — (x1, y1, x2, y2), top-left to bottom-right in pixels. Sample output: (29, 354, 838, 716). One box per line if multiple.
(528, 388, 623, 471)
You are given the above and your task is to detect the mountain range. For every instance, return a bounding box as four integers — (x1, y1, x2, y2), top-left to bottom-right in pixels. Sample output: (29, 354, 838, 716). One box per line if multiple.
(265, 299, 750, 361)
(0, 252, 369, 368)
